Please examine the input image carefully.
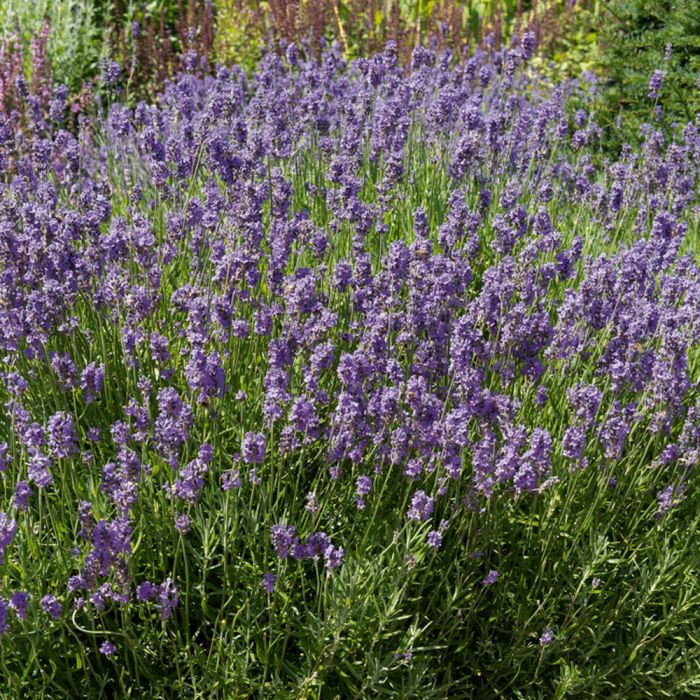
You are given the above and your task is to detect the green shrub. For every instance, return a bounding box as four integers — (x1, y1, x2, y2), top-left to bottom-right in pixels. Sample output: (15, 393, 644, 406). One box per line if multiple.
(530, 1, 600, 84)
(595, 0, 700, 146)
(214, 1, 267, 75)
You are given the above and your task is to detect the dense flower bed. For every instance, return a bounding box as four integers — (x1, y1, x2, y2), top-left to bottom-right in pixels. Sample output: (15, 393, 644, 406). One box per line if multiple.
(0, 38, 698, 696)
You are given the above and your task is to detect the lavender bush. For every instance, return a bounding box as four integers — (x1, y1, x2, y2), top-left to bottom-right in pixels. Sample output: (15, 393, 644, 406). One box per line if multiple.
(0, 37, 698, 697)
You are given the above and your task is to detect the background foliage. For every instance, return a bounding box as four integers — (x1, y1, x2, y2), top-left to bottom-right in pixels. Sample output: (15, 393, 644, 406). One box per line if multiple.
(594, 0, 700, 148)
(5, 0, 697, 150)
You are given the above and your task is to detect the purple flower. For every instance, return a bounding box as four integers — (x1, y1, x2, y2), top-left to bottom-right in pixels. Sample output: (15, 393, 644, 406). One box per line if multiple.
(242, 432, 266, 464)
(150, 333, 170, 363)
(50, 353, 77, 389)
(13, 481, 32, 510)
(305, 532, 331, 560)
(80, 362, 105, 403)
(10, 591, 29, 620)
(289, 396, 319, 440)
(47, 412, 77, 459)
(404, 459, 422, 480)
(535, 386, 548, 407)
(136, 581, 157, 602)
(0, 599, 7, 636)
(356, 475, 372, 496)
(0, 513, 17, 565)
(522, 31, 536, 59)
(168, 454, 209, 503)
(271, 524, 298, 559)
(185, 349, 226, 402)
(483, 570, 499, 586)
(539, 627, 554, 645)
(82, 516, 132, 580)
(324, 544, 344, 573)
(427, 531, 442, 549)
(655, 481, 685, 519)
(648, 70, 664, 99)
(5, 373, 28, 398)
(285, 43, 298, 66)
(157, 578, 178, 620)
(22, 423, 45, 453)
(101, 60, 122, 87)
(154, 388, 192, 465)
(174, 513, 192, 534)
(334, 259, 353, 291)
(41, 595, 62, 620)
(407, 490, 434, 522)
(111, 420, 131, 447)
(0, 443, 10, 472)
(100, 641, 117, 657)
(562, 426, 587, 467)
(567, 384, 602, 428)
(305, 492, 318, 514)
(221, 469, 242, 490)
(231, 320, 249, 339)
(263, 572, 276, 593)
(68, 575, 86, 593)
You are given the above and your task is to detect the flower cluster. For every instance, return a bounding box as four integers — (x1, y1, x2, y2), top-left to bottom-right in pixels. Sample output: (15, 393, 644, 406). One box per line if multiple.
(271, 524, 344, 574)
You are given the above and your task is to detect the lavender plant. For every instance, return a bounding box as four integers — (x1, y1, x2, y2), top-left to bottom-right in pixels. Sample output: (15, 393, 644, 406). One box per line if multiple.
(0, 37, 698, 698)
